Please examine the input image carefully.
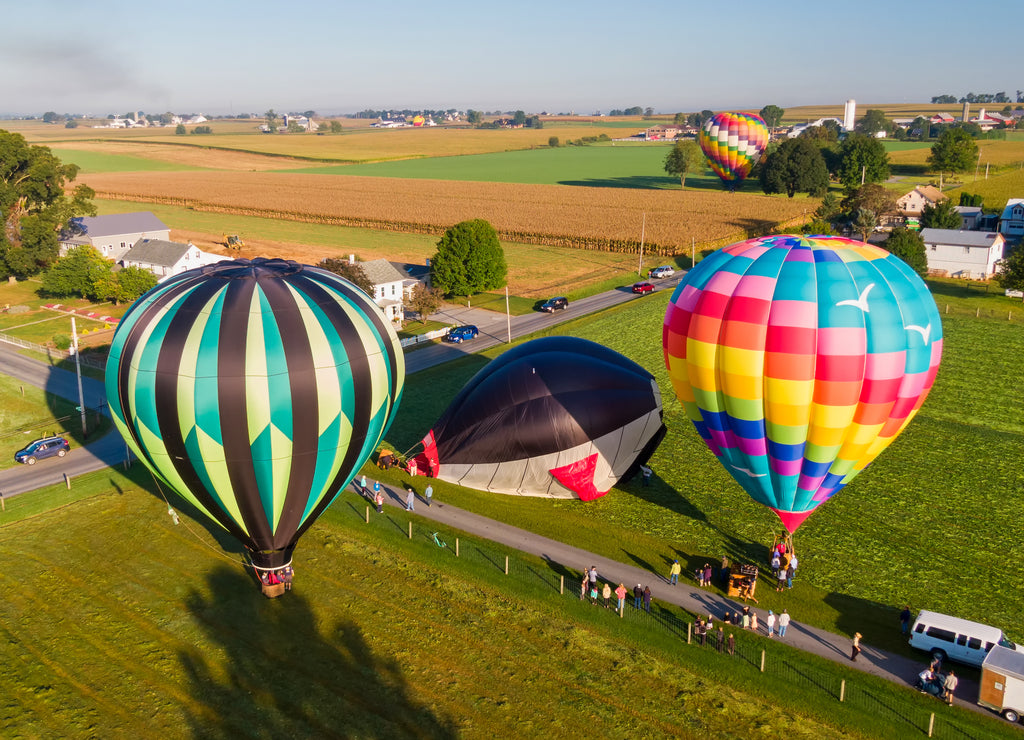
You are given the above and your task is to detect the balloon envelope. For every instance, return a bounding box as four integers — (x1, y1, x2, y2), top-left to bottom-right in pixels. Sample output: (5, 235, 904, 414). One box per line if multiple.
(698, 112, 769, 185)
(420, 337, 665, 500)
(106, 258, 404, 567)
(663, 235, 942, 532)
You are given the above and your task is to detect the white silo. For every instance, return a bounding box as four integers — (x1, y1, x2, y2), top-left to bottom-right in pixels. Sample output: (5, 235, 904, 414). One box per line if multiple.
(843, 99, 856, 131)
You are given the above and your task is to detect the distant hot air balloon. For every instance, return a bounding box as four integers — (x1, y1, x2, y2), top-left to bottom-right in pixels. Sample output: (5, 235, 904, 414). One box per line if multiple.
(698, 112, 769, 187)
(412, 115, 425, 127)
(418, 337, 666, 500)
(106, 258, 404, 581)
(663, 235, 942, 533)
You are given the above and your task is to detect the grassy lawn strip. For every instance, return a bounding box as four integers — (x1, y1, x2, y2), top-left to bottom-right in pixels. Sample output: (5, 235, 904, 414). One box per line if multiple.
(0, 472, 1014, 739)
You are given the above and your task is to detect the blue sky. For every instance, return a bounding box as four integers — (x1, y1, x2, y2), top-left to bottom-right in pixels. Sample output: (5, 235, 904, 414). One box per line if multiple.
(2, 0, 1018, 116)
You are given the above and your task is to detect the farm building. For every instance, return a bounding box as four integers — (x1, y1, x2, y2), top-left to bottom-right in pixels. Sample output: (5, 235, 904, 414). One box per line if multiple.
(60, 212, 170, 261)
(361, 258, 409, 323)
(954, 206, 984, 230)
(897, 186, 947, 217)
(999, 199, 1024, 238)
(920, 228, 1005, 280)
(120, 239, 227, 280)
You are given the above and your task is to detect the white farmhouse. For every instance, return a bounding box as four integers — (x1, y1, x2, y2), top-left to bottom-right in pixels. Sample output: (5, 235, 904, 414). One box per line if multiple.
(920, 228, 1005, 280)
(999, 199, 1024, 238)
(60, 212, 170, 260)
(897, 186, 946, 217)
(360, 258, 409, 323)
(121, 239, 227, 280)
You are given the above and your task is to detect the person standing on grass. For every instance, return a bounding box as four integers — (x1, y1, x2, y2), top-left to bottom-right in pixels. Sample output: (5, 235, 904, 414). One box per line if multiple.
(669, 560, 681, 585)
(851, 632, 862, 661)
(374, 487, 384, 514)
(778, 609, 790, 638)
(643, 585, 652, 613)
(716, 627, 724, 652)
(360, 474, 367, 494)
(615, 583, 627, 612)
(602, 582, 612, 609)
(640, 464, 652, 486)
(633, 583, 643, 609)
(703, 563, 712, 588)
(766, 611, 776, 637)
(580, 570, 589, 601)
(589, 566, 598, 591)
(425, 483, 433, 507)
(750, 612, 759, 633)
(776, 567, 787, 592)
(726, 633, 735, 656)
(786, 562, 796, 589)
(900, 605, 912, 635)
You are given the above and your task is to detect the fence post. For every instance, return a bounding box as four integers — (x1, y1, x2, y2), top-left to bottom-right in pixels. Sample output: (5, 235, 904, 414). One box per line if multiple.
(455, 538, 459, 557)
(559, 575, 564, 595)
(945, 304, 949, 314)
(687, 622, 692, 644)
(408, 521, 412, 539)
(0, 492, 4, 511)
(365, 506, 369, 523)
(928, 712, 934, 737)
(839, 679, 845, 702)
(760, 650, 765, 672)
(64, 473, 71, 490)
(976, 307, 981, 317)
(504, 555, 509, 575)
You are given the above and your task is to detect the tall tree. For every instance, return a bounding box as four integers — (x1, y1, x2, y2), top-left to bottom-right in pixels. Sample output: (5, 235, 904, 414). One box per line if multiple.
(883, 227, 928, 275)
(663, 140, 704, 188)
(264, 109, 278, 130)
(113, 266, 158, 304)
(759, 105, 785, 129)
(996, 248, 1024, 297)
(856, 109, 891, 137)
(430, 219, 507, 296)
(758, 137, 829, 197)
(836, 133, 890, 191)
(0, 131, 95, 279)
(920, 199, 962, 229)
(319, 257, 374, 295)
(406, 283, 445, 323)
(842, 184, 898, 222)
(851, 208, 878, 242)
(928, 127, 979, 174)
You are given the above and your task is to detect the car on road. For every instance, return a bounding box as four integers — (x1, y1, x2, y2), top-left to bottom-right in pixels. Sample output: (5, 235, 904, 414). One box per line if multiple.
(649, 265, 676, 279)
(540, 296, 569, 312)
(444, 325, 479, 343)
(632, 281, 655, 294)
(15, 435, 70, 465)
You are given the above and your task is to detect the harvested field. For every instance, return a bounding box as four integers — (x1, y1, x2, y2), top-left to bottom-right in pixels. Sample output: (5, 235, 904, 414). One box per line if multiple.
(48, 141, 309, 171)
(80, 171, 812, 255)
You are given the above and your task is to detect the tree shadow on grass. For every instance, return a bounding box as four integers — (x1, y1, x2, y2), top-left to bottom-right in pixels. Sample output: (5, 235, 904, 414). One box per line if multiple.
(178, 565, 458, 739)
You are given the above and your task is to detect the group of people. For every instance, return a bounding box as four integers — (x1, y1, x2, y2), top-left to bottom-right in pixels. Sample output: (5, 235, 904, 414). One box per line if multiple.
(359, 474, 434, 514)
(579, 566, 652, 613)
(715, 606, 791, 638)
(917, 657, 958, 705)
(258, 564, 294, 591)
(769, 543, 798, 592)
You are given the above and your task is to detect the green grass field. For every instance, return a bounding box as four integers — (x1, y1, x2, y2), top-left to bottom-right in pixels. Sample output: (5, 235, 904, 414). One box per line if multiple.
(51, 148, 204, 173)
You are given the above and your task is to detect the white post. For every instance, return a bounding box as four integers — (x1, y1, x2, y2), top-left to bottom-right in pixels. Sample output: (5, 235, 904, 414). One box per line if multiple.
(505, 286, 511, 343)
(71, 318, 87, 436)
(637, 213, 646, 275)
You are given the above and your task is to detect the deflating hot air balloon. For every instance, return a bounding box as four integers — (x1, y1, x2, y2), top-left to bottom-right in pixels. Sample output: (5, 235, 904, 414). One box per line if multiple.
(106, 258, 404, 582)
(419, 337, 665, 500)
(698, 112, 770, 187)
(663, 235, 942, 533)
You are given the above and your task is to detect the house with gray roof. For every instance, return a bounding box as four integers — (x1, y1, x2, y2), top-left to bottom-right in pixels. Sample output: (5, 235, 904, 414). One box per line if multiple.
(360, 258, 410, 322)
(920, 228, 1005, 279)
(999, 198, 1024, 238)
(121, 239, 226, 280)
(60, 212, 170, 260)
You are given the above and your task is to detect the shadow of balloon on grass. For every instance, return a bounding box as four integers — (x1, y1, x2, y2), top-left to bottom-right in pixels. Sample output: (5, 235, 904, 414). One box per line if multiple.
(178, 565, 458, 740)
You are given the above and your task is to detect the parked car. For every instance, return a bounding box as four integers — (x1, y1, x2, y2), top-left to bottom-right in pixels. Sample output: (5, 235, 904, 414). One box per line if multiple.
(540, 297, 569, 312)
(632, 281, 655, 294)
(444, 325, 479, 343)
(649, 265, 675, 279)
(15, 435, 70, 465)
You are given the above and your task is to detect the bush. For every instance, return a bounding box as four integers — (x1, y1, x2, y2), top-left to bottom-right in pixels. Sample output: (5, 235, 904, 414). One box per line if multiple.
(191, 126, 213, 135)
(548, 136, 560, 148)
(53, 334, 71, 350)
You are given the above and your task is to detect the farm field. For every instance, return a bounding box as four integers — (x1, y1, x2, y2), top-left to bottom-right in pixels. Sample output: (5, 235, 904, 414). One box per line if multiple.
(77, 170, 813, 256)
(0, 467, 1015, 739)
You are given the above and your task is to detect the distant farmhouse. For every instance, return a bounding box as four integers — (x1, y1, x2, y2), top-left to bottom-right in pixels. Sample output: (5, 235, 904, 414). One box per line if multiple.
(360, 258, 412, 322)
(920, 228, 1005, 280)
(121, 239, 225, 279)
(999, 199, 1024, 239)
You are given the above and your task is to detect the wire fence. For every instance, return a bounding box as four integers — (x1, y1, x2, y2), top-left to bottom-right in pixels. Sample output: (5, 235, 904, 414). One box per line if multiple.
(371, 502, 1013, 740)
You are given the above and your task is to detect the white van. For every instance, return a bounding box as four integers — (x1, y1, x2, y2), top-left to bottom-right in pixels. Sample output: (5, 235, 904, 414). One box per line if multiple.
(909, 610, 1024, 667)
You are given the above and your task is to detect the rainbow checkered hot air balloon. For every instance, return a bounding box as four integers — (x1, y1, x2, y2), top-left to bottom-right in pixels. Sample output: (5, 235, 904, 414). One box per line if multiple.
(698, 112, 770, 187)
(106, 258, 404, 575)
(662, 235, 942, 533)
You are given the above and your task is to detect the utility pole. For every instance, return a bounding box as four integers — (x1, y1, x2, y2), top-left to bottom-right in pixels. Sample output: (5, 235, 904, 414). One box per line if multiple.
(637, 213, 646, 276)
(505, 286, 511, 343)
(71, 318, 87, 437)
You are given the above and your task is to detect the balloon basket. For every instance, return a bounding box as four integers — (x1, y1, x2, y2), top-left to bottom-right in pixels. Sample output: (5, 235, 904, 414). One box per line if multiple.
(261, 583, 286, 598)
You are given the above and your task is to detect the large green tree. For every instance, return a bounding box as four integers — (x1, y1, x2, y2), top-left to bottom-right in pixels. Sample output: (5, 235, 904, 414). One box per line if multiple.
(431, 219, 507, 296)
(113, 266, 158, 304)
(996, 248, 1024, 297)
(841, 184, 898, 222)
(836, 133, 890, 191)
(40, 246, 112, 299)
(928, 127, 979, 174)
(856, 109, 891, 137)
(1, 130, 95, 279)
(663, 140, 704, 188)
(406, 283, 445, 323)
(759, 105, 785, 129)
(758, 137, 829, 197)
(851, 208, 879, 242)
(919, 198, 962, 229)
(884, 227, 928, 275)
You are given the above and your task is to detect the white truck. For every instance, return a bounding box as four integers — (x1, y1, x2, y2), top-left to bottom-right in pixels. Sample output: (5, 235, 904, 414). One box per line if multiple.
(979, 645, 1024, 723)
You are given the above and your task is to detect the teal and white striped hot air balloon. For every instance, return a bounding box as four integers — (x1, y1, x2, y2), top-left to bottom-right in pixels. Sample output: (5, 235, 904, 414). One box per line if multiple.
(106, 258, 404, 575)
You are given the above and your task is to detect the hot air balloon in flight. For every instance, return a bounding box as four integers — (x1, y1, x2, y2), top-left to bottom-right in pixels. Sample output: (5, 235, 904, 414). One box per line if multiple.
(106, 258, 404, 585)
(662, 235, 942, 533)
(698, 112, 770, 187)
(418, 337, 665, 500)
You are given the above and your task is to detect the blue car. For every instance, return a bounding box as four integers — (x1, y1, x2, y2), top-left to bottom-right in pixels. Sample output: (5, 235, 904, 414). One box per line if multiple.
(15, 435, 70, 465)
(445, 325, 479, 343)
